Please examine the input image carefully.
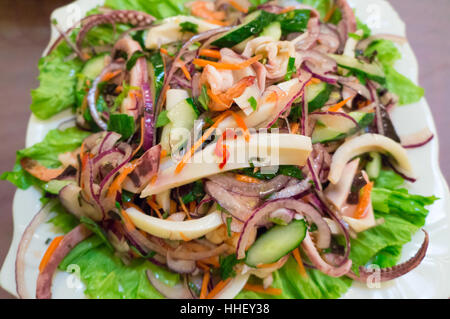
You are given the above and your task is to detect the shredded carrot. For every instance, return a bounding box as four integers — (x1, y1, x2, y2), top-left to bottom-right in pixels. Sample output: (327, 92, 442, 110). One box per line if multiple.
(256, 261, 283, 269)
(131, 117, 145, 157)
(189, 201, 196, 212)
(191, 1, 226, 21)
(243, 284, 282, 296)
(20, 158, 64, 182)
(279, 6, 295, 13)
(177, 59, 192, 81)
(179, 232, 191, 242)
(265, 91, 279, 103)
(230, 111, 250, 142)
(228, 0, 248, 13)
(199, 49, 221, 59)
(235, 174, 261, 184)
(354, 181, 374, 219)
(207, 88, 230, 111)
(328, 95, 355, 112)
(160, 149, 167, 159)
(200, 270, 211, 299)
(200, 256, 220, 268)
(197, 261, 211, 271)
(193, 54, 262, 70)
(292, 248, 308, 278)
(107, 161, 137, 198)
(323, 4, 337, 23)
(170, 199, 177, 214)
(306, 78, 322, 86)
(39, 236, 64, 272)
(150, 174, 158, 185)
(102, 70, 122, 82)
(290, 122, 300, 135)
(160, 48, 169, 56)
(146, 198, 163, 219)
(175, 111, 231, 173)
(121, 209, 136, 230)
(206, 278, 232, 299)
(204, 19, 230, 26)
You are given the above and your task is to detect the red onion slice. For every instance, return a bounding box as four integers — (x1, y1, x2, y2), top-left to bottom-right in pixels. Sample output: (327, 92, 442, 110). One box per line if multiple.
(141, 82, 155, 150)
(36, 225, 92, 299)
(166, 252, 197, 274)
(15, 200, 58, 299)
(146, 270, 192, 299)
(268, 178, 311, 200)
(401, 128, 434, 149)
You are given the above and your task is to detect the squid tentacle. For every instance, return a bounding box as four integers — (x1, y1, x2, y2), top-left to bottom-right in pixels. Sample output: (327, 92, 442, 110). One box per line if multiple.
(347, 229, 429, 283)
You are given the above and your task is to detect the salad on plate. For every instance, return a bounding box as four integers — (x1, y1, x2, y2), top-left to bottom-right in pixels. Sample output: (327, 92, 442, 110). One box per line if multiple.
(1, 0, 438, 299)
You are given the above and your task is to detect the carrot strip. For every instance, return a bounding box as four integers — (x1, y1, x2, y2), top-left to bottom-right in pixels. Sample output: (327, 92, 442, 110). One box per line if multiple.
(199, 49, 221, 59)
(256, 261, 283, 269)
(207, 88, 230, 111)
(146, 198, 163, 219)
(121, 209, 136, 230)
(160, 48, 169, 56)
(197, 261, 210, 271)
(204, 19, 230, 26)
(107, 161, 137, 198)
(175, 111, 231, 173)
(191, 1, 226, 20)
(306, 78, 322, 86)
(206, 278, 232, 299)
(39, 236, 64, 272)
(179, 232, 191, 242)
(193, 54, 262, 70)
(20, 158, 64, 182)
(327, 95, 355, 112)
(230, 111, 250, 142)
(279, 6, 295, 13)
(243, 284, 282, 296)
(199, 256, 220, 268)
(354, 181, 374, 219)
(102, 70, 122, 82)
(200, 271, 211, 299)
(323, 4, 337, 22)
(160, 149, 167, 159)
(170, 199, 177, 214)
(292, 248, 308, 278)
(235, 174, 261, 184)
(290, 122, 300, 134)
(228, 0, 248, 13)
(178, 60, 192, 81)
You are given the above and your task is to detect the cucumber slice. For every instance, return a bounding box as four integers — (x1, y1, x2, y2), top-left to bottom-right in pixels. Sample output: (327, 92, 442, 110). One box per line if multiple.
(148, 52, 165, 102)
(276, 9, 310, 34)
(306, 82, 333, 112)
(260, 22, 282, 41)
(366, 152, 381, 179)
(329, 54, 386, 84)
(165, 98, 199, 152)
(44, 180, 75, 195)
(211, 10, 276, 48)
(245, 219, 307, 267)
(77, 54, 108, 91)
(312, 111, 375, 144)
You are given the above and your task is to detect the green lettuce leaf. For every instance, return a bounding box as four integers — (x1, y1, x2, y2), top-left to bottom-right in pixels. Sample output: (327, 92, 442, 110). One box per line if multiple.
(1, 127, 90, 189)
(364, 39, 424, 105)
(30, 43, 83, 119)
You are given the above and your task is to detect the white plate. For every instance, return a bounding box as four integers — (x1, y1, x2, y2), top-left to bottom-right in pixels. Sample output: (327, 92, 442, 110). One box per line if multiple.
(1, 0, 449, 299)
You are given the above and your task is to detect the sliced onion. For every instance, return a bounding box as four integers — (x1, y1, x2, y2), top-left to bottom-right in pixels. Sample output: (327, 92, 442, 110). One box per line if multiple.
(141, 82, 155, 149)
(269, 178, 311, 200)
(146, 270, 192, 299)
(356, 34, 407, 52)
(15, 199, 58, 299)
(307, 158, 322, 191)
(36, 225, 92, 299)
(337, 76, 372, 100)
(169, 243, 230, 261)
(401, 128, 434, 149)
(207, 173, 290, 198)
(87, 61, 125, 130)
(166, 252, 197, 274)
(236, 199, 331, 259)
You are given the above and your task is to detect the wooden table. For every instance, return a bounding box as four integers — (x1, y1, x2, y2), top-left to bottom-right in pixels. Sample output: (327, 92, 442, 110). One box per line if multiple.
(1, 0, 449, 299)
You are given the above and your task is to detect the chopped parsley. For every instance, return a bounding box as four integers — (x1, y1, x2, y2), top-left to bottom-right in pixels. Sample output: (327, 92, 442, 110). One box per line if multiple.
(198, 84, 210, 111)
(126, 50, 146, 71)
(155, 110, 170, 128)
(285, 56, 296, 81)
(219, 254, 240, 280)
(180, 21, 199, 34)
(248, 96, 258, 111)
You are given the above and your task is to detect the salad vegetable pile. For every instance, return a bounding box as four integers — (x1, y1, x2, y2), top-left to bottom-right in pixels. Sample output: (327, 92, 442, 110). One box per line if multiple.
(1, 0, 437, 299)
